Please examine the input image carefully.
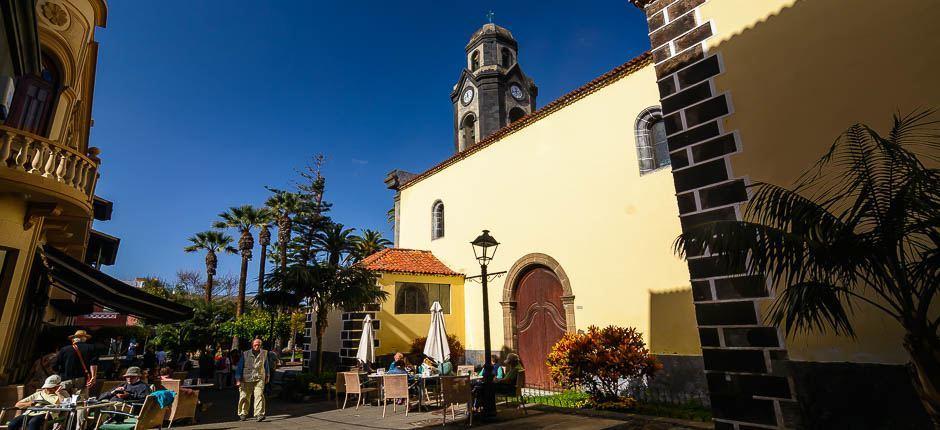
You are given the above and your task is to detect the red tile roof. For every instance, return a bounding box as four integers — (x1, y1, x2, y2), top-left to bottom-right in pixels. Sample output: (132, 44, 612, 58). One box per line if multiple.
(359, 248, 463, 277)
(398, 51, 652, 191)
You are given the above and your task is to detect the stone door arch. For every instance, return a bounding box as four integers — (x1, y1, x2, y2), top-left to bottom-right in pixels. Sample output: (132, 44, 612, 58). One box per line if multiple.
(500, 253, 576, 357)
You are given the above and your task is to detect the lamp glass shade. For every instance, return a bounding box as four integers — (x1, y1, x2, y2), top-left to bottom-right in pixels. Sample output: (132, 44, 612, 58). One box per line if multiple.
(471, 230, 499, 266)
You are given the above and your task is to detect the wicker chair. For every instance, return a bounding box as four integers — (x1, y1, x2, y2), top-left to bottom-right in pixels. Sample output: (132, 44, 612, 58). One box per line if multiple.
(440, 376, 472, 426)
(341, 373, 376, 411)
(329, 373, 346, 408)
(157, 379, 198, 427)
(0, 385, 25, 428)
(380, 374, 409, 418)
(95, 396, 167, 430)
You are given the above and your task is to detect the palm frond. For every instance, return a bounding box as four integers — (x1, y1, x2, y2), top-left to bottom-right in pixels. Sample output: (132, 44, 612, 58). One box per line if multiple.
(767, 281, 856, 338)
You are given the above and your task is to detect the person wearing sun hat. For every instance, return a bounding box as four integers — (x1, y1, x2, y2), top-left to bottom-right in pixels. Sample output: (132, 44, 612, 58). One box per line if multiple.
(8, 375, 68, 430)
(99, 366, 151, 403)
(53, 329, 99, 398)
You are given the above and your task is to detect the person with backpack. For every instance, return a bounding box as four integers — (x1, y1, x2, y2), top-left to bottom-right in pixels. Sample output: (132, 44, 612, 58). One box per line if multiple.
(53, 330, 98, 397)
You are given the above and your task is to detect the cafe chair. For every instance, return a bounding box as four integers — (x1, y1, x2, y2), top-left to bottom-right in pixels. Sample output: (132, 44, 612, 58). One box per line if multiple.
(95, 396, 167, 430)
(341, 373, 376, 411)
(456, 365, 475, 376)
(0, 385, 25, 427)
(381, 374, 410, 418)
(329, 373, 346, 409)
(156, 380, 198, 427)
(440, 376, 472, 427)
(495, 370, 527, 415)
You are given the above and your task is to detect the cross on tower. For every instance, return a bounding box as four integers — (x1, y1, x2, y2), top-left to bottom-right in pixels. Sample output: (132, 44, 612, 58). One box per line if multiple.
(486, 11, 495, 23)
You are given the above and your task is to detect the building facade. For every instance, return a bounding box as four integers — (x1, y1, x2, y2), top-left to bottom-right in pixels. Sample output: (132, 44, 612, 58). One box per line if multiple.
(0, 0, 190, 384)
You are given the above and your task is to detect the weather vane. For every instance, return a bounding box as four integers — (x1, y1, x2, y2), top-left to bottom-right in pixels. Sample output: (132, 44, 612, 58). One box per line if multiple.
(486, 10, 495, 24)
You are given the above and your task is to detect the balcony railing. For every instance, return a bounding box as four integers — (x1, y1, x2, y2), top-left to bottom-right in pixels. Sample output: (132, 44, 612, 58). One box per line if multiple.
(0, 125, 98, 205)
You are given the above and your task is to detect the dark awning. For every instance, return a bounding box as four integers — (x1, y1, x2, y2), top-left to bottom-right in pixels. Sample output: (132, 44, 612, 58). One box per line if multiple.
(43, 245, 193, 323)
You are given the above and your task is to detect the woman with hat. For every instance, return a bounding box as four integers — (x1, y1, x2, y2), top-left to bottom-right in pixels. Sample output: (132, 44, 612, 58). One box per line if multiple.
(53, 330, 98, 397)
(99, 366, 151, 403)
(8, 375, 68, 430)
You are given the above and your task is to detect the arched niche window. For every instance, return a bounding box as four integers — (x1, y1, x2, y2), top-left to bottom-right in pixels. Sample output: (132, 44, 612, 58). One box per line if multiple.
(431, 200, 445, 239)
(635, 107, 670, 173)
(8, 52, 61, 136)
(471, 51, 480, 71)
(508, 107, 526, 123)
(501, 48, 513, 68)
(460, 113, 476, 149)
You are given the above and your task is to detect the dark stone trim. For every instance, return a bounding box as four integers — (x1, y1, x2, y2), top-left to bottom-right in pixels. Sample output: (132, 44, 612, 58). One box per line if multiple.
(662, 81, 712, 115)
(707, 373, 791, 399)
(655, 44, 704, 78)
(676, 192, 697, 214)
(699, 328, 720, 347)
(670, 147, 690, 169)
(688, 254, 746, 279)
(675, 23, 713, 52)
(698, 179, 748, 209)
(679, 206, 737, 231)
(667, 121, 720, 152)
(714, 276, 769, 300)
(673, 158, 727, 193)
(657, 75, 677, 97)
(691, 280, 712, 301)
(677, 55, 721, 89)
(663, 111, 683, 135)
(650, 13, 697, 49)
(690, 133, 737, 163)
(666, 0, 707, 18)
(723, 327, 781, 348)
(703, 349, 768, 373)
(696, 301, 758, 326)
(710, 394, 778, 425)
(684, 94, 730, 128)
(648, 11, 666, 33)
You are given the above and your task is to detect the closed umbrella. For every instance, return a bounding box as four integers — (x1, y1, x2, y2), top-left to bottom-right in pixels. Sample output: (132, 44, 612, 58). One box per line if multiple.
(423, 301, 450, 364)
(356, 314, 375, 365)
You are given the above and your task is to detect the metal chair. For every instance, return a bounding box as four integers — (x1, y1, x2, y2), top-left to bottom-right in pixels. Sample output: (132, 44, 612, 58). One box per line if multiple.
(496, 370, 527, 415)
(456, 365, 475, 376)
(440, 376, 472, 427)
(381, 374, 409, 418)
(341, 373, 376, 411)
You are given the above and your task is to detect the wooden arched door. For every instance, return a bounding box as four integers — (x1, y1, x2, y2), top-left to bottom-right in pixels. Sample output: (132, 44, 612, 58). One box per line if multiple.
(515, 267, 566, 388)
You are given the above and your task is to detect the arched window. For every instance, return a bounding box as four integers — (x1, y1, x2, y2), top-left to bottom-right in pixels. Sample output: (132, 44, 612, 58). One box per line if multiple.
(395, 283, 429, 314)
(471, 51, 480, 71)
(460, 114, 476, 149)
(8, 52, 61, 136)
(501, 48, 513, 68)
(508, 107, 526, 123)
(431, 200, 445, 239)
(635, 107, 670, 173)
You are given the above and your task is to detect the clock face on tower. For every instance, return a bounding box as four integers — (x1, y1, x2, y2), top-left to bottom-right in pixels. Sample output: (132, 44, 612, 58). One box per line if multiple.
(462, 87, 475, 105)
(510, 84, 525, 101)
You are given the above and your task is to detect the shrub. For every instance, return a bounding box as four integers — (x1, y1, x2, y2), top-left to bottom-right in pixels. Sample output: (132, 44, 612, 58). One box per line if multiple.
(547, 325, 661, 404)
(409, 334, 465, 365)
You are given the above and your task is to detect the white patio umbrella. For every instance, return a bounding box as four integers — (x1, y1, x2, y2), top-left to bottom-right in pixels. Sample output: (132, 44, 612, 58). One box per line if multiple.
(423, 301, 450, 364)
(355, 314, 375, 365)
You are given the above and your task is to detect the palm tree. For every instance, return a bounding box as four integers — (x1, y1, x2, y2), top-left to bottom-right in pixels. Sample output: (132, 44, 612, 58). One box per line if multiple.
(214, 205, 266, 318)
(314, 222, 357, 266)
(265, 190, 301, 271)
(183, 231, 235, 303)
(254, 209, 274, 296)
(264, 264, 387, 375)
(673, 111, 940, 424)
(351, 229, 392, 262)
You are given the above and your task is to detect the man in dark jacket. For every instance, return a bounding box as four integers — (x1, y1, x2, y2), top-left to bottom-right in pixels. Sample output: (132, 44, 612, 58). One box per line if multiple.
(54, 330, 98, 397)
(99, 366, 151, 403)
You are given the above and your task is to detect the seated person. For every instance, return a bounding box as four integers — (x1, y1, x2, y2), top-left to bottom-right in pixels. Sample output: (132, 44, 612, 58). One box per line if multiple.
(387, 352, 410, 374)
(494, 353, 524, 395)
(477, 355, 505, 379)
(9, 375, 67, 430)
(99, 366, 151, 403)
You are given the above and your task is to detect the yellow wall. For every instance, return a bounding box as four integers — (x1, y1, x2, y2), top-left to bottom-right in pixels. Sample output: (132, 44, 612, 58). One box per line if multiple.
(397, 64, 701, 356)
(0, 194, 42, 379)
(700, 0, 940, 363)
(373, 272, 466, 356)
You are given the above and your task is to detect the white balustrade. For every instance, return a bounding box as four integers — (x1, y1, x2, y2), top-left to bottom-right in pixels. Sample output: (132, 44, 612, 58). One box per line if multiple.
(0, 126, 98, 202)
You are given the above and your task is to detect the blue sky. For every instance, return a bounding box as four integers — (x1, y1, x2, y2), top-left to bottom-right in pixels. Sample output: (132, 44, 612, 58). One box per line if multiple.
(91, 1, 651, 290)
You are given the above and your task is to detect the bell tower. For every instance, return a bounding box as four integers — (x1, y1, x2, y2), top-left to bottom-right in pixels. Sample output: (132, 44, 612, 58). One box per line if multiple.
(451, 22, 538, 153)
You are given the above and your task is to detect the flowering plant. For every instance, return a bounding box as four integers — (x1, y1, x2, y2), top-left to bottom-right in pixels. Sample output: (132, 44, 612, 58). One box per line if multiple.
(546, 325, 661, 404)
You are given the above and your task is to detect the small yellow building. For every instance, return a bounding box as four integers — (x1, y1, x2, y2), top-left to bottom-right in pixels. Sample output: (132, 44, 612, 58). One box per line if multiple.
(337, 248, 465, 364)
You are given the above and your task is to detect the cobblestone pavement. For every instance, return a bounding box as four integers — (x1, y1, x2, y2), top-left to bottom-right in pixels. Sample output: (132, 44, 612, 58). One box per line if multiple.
(176, 387, 706, 430)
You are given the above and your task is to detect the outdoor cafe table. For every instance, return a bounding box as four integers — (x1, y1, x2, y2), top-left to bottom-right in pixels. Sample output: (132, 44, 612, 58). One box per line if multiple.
(27, 400, 117, 430)
(368, 373, 481, 412)
(181, 382, 215, 390)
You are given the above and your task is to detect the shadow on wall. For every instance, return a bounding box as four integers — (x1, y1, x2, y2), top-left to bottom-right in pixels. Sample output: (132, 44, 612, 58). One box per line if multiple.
(702, 0, 938, 427)
(648, 288, 707, 403)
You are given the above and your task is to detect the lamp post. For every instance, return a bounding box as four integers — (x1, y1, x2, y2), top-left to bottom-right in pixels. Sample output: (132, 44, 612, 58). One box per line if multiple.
(471, 229, 499, 417)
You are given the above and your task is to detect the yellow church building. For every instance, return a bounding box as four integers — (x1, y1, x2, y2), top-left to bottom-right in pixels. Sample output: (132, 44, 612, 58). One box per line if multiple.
(330, 1, 940, 429)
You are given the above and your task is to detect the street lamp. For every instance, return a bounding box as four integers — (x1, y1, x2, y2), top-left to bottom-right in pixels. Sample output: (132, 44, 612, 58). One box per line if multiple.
(471, 229, 499, 417)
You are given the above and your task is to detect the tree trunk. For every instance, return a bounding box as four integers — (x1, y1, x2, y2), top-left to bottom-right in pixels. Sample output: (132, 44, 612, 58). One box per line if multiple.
(258, 245, 267, 295)
(236, 255, 248, 316)
(904, 332, 940, 428)
(314, 308, 328, 376)
(205, 271, 213, 304)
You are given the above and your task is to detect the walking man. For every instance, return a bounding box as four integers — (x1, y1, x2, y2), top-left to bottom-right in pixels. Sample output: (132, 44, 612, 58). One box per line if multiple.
(234, 339, 271, 422)
(53, 330, 97, 397)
